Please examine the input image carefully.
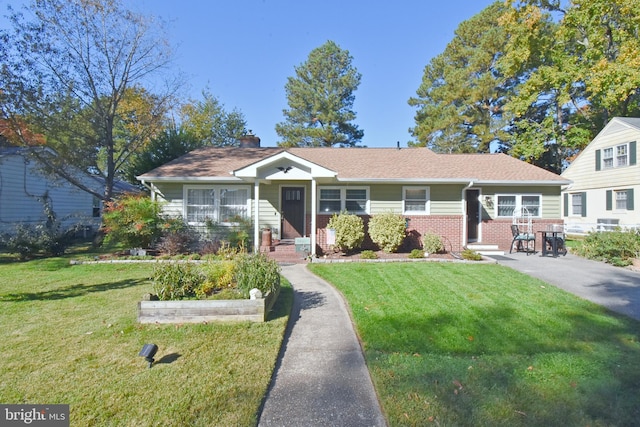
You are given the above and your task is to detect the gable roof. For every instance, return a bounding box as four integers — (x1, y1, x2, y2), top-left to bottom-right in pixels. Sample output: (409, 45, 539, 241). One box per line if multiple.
(138, 146, 568, 185)
(562, 116, 640, 177)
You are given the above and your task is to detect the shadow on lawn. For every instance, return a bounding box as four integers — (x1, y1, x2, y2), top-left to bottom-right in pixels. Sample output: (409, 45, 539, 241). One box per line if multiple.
(370, 306, 640, 426)
(0, 278, 147, 302)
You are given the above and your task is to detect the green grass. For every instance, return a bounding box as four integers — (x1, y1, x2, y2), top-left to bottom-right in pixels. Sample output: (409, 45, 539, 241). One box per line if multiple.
(0, 255, 291, 426)
(309, 262, 640, 427)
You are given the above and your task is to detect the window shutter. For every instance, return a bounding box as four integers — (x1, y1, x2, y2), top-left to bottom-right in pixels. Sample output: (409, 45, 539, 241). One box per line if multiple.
(630, 141, 637, 166)
(595, 149, 601, 171)
(563, 193, 568, 217)
(628, 189, 634, 211)
(581, 192, 587, 217)
(606, 190, 612, 210)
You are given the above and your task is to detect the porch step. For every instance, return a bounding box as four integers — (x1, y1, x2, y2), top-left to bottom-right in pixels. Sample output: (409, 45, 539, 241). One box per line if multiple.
(261, 242, 309, 264)
(466, 244, 504, 256)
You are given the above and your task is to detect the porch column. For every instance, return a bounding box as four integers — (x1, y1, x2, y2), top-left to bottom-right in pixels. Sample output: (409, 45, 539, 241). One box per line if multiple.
(311, 178, 317, 257)
(254, 181, 260, 253)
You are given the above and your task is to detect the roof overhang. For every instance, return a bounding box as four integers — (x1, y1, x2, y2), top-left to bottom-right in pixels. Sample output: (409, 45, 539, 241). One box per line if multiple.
(137, 176, 245, 183)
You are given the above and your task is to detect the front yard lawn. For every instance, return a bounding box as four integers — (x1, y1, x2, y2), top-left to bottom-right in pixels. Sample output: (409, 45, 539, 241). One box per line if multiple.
(0, 256, 291, 426)
(309, 262, 640, 427)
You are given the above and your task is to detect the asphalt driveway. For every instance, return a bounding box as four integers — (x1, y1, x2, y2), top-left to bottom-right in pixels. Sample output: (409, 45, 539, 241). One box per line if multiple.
(490, 252, 640, 321)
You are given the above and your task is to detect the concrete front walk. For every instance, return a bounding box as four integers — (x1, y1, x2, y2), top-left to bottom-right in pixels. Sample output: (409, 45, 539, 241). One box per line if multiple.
(492, 252, 640, 321)
(258, 264, 387, 427)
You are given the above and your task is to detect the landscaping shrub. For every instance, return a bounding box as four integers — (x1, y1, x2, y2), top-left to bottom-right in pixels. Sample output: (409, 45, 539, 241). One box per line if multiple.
(461, 248, 483, 261)
(197, 260, 236, 298)
(152, 262, 205, 300)
(573, 229, 640, 265)
(360, 250, 378, 259)
(422, 232, 444, 254)
(157, 219, 200, 255)
(0, 199, 80, 259)
(368, 212, 406, 253)
(234, 253, 281, 298)
(327, 212, 364, 253)
(409, 248, 424, 258)
(205, 216, 253, 251)
(102, 194, 163, 249)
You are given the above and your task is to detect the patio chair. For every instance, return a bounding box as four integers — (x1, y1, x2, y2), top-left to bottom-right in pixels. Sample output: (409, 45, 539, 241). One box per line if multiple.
(510, 224, 536, 254)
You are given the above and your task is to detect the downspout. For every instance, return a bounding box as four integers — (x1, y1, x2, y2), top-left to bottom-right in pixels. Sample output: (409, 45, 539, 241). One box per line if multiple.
(461, 180, 474, 250)
(254, 180, 260, 253)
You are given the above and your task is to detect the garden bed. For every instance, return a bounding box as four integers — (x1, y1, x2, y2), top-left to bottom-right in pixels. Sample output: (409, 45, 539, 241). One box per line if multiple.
(138, 286, 280, 323)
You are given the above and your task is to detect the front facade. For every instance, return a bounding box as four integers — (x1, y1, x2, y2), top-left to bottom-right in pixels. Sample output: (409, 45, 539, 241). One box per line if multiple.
(138, 145, 569, 256)
(562, 117, 640, 234)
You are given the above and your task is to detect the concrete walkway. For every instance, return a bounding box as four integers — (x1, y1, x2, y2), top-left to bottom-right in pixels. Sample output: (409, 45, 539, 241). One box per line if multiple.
(258, 264, 387, 427)
(491, 252, 640, 321)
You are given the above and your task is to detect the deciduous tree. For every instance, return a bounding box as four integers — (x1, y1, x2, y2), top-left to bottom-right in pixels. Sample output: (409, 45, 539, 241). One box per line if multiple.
(1, 0, 178, 200)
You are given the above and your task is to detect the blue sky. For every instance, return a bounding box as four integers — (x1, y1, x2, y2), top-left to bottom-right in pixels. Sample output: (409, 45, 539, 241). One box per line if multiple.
(133, 0, 498, 147)
(3, 0, 497, 147)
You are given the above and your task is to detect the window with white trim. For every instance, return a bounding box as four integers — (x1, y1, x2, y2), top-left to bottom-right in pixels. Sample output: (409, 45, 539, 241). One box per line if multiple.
(496, 194, 541, 217)
(318, 187, 369, 214)
(602, 143, 629, 169)
(615, 190, 628, 210)
(184, 186, 249, 225)
(403, 186, 430, 214)
(570, 193, 583, 216)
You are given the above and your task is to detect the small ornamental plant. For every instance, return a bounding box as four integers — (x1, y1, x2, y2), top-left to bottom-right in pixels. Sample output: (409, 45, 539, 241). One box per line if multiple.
(327, 212, 364, 253)
(422, 232, 444, 255)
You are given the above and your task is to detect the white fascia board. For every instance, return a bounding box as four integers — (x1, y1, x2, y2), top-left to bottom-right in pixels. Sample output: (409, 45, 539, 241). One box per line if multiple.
(336, 178, 478, 184)
(475, 180, 572, 186)
(136, 176, 245, 183)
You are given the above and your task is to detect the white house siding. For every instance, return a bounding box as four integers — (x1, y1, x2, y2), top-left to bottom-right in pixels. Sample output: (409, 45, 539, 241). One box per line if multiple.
(562, 118, 640, 232)
(0, 153, 96, 234)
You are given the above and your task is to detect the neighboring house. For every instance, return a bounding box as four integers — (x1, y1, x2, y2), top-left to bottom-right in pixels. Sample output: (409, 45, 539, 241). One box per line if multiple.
(0, 147, 137, 235)
(561, 117, 640, 234)
(138, 138, 569, 256)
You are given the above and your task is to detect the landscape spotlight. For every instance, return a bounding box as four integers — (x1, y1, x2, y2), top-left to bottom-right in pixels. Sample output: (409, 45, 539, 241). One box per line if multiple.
(139, 344, 158, 368)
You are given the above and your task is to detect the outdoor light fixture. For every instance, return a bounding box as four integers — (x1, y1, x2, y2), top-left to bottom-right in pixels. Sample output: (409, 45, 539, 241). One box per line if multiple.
(139, 344, 158, 368)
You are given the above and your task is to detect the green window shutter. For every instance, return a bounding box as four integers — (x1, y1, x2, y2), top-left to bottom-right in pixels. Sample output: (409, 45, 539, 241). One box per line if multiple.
(627, 189, 634, 211)
(563, 193, 568, 217)
(581, 192, 587, 217)
(630, 141, 637, 166)
(606, 190, 612, 210)
(595, 149, 601, 171)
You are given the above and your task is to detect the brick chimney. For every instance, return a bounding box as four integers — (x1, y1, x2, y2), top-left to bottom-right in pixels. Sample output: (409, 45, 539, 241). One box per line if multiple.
(238, 131, 260, 148)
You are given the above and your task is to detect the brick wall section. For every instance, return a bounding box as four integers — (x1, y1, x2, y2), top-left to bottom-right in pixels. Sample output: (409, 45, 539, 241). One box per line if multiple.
(309, 214, 564, 254)
(483, 219, 564, 252)
(312, 214, 464, 255)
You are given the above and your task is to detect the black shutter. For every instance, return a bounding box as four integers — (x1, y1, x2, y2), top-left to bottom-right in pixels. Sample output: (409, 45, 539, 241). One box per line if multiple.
(606, 190, 612, 211)
(595, 149, 601, 171)
(581, 192, 587, 217)
(563, 193, 568, 217)
(628, 189, 634, 211)
(630, 141, 637, 166)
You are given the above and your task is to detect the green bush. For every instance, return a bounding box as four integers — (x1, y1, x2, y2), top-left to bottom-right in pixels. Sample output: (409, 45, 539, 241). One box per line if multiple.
(152, 262, 205, 300)
(197, 260, 236, 298)
(360, 250, 378, 259)
(102, 194, 163, 248)
(461, 249, 483, 261)
(422, 232, 444, 254)
(233, 253, 281, 298)
(327, 212, 364, 253)
(573, 230, 640, 265)
(409, 249, 424, 259)
(368, 212, 406, 253)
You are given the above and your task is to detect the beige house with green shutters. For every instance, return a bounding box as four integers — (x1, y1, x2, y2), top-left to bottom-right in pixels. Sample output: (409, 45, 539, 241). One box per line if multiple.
(562, 117, 640, 234)
(138, 140, 569, 256)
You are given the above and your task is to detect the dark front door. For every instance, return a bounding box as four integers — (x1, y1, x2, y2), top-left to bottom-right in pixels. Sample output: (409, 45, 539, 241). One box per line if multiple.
(466, 189, 480, 242)
(281, 187, 305, 239)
